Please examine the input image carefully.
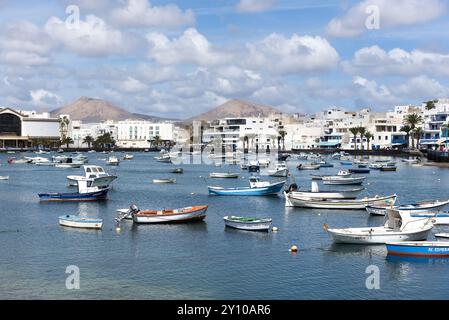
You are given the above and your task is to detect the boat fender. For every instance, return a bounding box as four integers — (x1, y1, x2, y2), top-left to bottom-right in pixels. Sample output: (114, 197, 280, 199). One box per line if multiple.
(323, 224, 329, 231)
(272, 227, 279, 232)
(289, 245, 298, 253)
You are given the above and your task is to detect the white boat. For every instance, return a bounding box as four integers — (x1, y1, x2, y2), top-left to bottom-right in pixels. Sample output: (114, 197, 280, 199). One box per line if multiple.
(35, 150, 49, 154)
(285, 193, 397, 209)
(35, 161, 56, 166)
(402, 158, 420, 164)
(107, 156, 120, 166)
(435, 233, 449, 240)
(67, 165, 117, 187)
(123, 154, 134, 160)
(117, 204, 208, 224)
(223, 216, 272, 232)
(55, 163, 82, 169)
(59, 215, 103, 229)
(297, 163, 321, 170)
(0, 176, 9, 180)
(154, 155, 171, 163)
(311, 170, 352, 180)
(209, 172, 239, 179)
(258, 158, 271, 167)
(25, 156, 50, 164)
(153, 178, 176, 184)
(268, 162, 288, 177)
(322, 176, 366, 185)
(365, 199, 449, 216)
(285, 182, 364, 200)
(325, 209, 434, 244)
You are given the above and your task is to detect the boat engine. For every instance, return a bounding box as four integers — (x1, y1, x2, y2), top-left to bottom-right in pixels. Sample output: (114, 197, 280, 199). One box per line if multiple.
(130, 204, 140, 213)
(287, 183, 298, 193)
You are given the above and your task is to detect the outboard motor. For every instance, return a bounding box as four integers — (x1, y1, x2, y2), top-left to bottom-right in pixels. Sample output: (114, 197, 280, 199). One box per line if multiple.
(130, 204, 140, 213)
(287, 183, 298, 193)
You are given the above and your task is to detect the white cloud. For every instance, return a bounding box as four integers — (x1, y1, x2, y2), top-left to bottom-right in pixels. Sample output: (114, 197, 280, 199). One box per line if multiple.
(30, 89, 62, 106)
(327, 0, 447, 37)
(0, 21, 53, 66)
(118, 77, 148, 93)
(45, 15, 126, 57)
(343, 45, 449, 77)
(110, 0, 195, 28)
(236, 0, 276, 13)
(146, 28, 230, 66)
(244, 33, 339, 75)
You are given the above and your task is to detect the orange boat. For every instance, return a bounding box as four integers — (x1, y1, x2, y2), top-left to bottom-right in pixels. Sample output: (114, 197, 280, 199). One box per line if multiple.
(122, 205, 208, 224)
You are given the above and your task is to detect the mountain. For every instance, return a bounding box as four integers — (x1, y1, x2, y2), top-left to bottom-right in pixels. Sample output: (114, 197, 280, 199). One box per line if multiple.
(51, 97, 173, 122)
(186, 99, 282, 122)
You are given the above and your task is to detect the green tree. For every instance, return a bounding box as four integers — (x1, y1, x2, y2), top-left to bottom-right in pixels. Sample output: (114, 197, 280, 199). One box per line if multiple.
(358, 126, 367, 150)
(94, 133, 116, 150)
(59, 116, 70, 139)
(403, 113, 423, 149)
(413, 127, 424, 149)
(349, 127, 360, 150)
(61, 137, 74, 149)
(400, 125, 412, 148)
(278, 130, 287, 151)
(83, 135, 94, 149)
(364, 131, 374, 150)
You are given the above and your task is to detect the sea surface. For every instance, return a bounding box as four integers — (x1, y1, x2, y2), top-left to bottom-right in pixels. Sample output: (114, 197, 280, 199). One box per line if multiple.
(1, 151, 448, 300)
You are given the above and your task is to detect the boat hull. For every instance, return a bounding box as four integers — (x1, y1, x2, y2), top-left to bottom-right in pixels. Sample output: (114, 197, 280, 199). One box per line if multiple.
(322, 177, 365, 185)
(133, 206, 207, 224)
(208, 181, 285, 196)
(289, 188, 364, 200)
(386, 242, 449, 257)
(328, 227, 432, 244)
(38, 189, 109, 202)
(223, 217, 272, 232)
(59, 216, 103, 229)
(268, 169, 288, 177)
(285, 193, 397, 209)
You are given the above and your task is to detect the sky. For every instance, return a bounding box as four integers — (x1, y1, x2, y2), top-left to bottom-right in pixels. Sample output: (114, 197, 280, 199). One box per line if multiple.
(1, 0, 449, 119)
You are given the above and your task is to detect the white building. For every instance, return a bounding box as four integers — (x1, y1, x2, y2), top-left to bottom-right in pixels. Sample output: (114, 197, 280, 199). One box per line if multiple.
(0, 107, 60, 148)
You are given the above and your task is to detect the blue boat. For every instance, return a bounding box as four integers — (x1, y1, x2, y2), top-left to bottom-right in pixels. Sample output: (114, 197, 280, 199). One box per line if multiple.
(386, 242, 449, 257)
(39, 188, 109, 202)
(208, 177, 285, 196)
(340, 161, 352, 166)
(349, 168, 370, 174)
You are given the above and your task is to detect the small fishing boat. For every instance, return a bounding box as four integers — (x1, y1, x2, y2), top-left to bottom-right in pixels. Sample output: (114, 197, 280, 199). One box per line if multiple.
(365, 199, 449, 217)
(153, 178, 176, 184)
(325, 209, 434, 244)
(297, 163, 321, 170)
(318, 161, 334, 168)
(340, 161, 353, 166)
(117, 204, 208, 224)
(209, 172, 239, 179)
(59, 215, 103, 229)
(268, 162, 288, 177)
(55, 163, 82, 169)
(311, 170, 352, 180)
(248, 164, 260, 173)
(386, 242, 449, 257)
(123, 154, 134, 160)
(285, 193, 397, 209)
(223, 216, 272, 232)
(107, 156, 120, 166)
(349, 168, 370, 174)
(353, 159, 369, 165)
(39, 180, 109, 202)
(0, 176, 9, 180)
(402, 158, 420, 164)
(322, 176, 366, 185)
(286, 182, 364, 200)
(39, 188, 109, 202)
(380, 166, 397, 172)
(369, 163, 384, 170)
(208, 177, 285, 196)
(435, 233, 449, 240)
(240, 163, 248, 170)
(408, 212, 449, 225)
(67, 165, 117, 187)
(171, 168, 184, 174)
(258, 158, 271, 167)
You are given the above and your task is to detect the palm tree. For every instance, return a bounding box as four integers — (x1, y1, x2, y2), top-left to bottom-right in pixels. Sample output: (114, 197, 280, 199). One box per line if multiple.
(358, 126, 367, 150)
(59, 116, 70, 139)
(400, 125, 412, 148)
(404, 113, 423, 149)
(278, 130, 287, 151)
(349, 127, 360, 151)
(364, 131, 374, 150)
(61, 137, 74, 149)
(153, 135, 162, 148)
(83, 135, 94, 149)
(413, 127, 424, 149)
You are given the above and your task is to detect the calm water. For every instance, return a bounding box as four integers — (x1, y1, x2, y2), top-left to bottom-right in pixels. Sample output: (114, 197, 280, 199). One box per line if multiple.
(1, 152, 449, 300)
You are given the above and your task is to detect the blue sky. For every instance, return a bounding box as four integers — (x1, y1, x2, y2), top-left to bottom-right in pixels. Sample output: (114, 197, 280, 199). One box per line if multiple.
(1, 0, 449, 118)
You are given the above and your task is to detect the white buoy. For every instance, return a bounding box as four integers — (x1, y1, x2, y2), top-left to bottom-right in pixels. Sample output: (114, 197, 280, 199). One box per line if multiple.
(289, 245, 298, 253)
(272, 227, 279, 232)
(191, 192, 195, 195)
